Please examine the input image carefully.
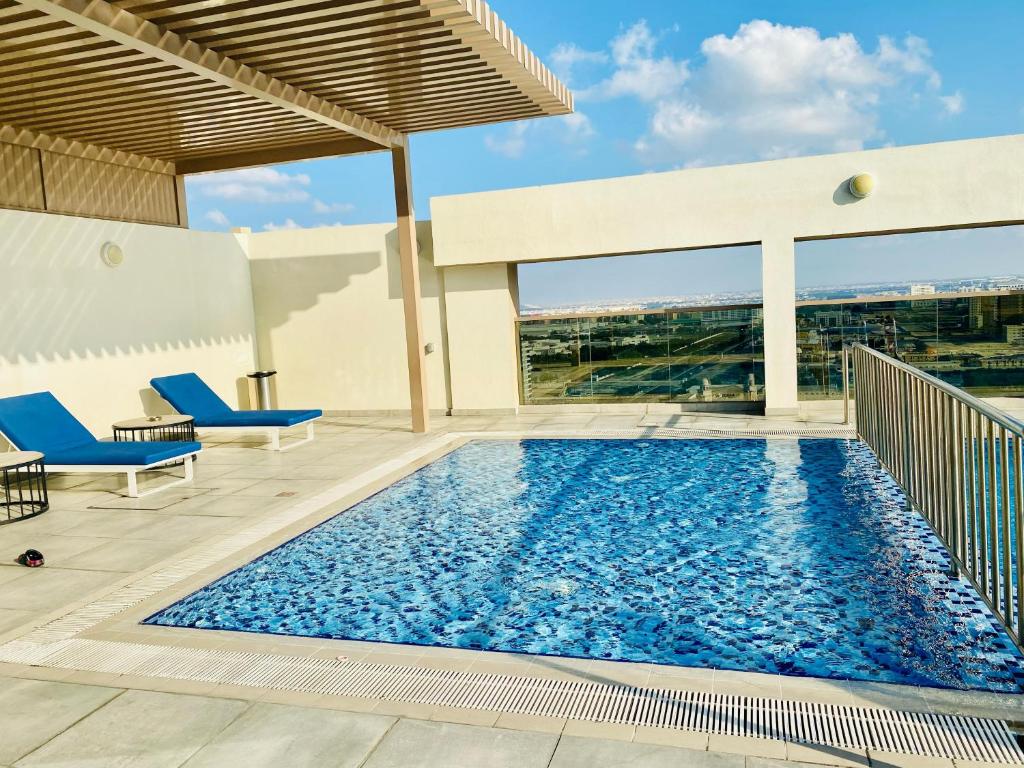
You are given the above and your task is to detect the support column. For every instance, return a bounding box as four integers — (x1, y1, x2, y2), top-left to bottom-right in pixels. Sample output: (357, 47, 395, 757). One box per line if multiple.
(391, 143, 430, 433)
(761, 234, 799, 416)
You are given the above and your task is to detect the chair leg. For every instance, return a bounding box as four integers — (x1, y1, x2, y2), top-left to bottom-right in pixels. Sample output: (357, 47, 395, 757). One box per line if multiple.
(127, 469, 139, 498)
(270, 429, 281, 451)
(275, 421, 317, 452)
(184, 454, 194, 481)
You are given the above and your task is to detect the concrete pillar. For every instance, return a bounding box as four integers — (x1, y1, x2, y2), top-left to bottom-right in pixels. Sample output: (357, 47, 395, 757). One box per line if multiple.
(761, 234, 799, 416)
(443, 263, 521, 414)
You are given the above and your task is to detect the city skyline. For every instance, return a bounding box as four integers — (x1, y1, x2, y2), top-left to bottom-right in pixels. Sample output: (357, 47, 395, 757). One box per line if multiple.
(517, 225, 1024, 310)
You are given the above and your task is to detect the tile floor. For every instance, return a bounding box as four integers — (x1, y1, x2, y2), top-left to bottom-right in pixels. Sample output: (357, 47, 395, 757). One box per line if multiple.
(0, 405, 1020, 767)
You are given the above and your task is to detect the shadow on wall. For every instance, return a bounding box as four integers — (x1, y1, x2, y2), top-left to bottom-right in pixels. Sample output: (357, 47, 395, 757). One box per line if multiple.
(383, 223, 442, 301)
(249, 249, 384, 368)
(0, 211, 255, 363)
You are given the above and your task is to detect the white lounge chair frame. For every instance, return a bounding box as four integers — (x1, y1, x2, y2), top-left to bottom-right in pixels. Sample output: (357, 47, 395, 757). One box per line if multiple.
(195, 417, 319, 452)
(48, 452, 199, 498)
(0, 428, 200, 499)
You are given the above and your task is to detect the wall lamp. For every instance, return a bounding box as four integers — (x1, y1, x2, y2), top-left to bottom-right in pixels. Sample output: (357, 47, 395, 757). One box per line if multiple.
(848, 173, 876, 199)
(100, 241, 125, 268)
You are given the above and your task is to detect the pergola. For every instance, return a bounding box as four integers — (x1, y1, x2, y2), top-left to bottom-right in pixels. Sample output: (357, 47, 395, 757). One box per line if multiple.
(0, 0, 572, 432)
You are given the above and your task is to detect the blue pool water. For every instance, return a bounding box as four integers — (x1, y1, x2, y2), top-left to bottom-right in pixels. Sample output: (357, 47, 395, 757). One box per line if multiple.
(147, 439, 1024, 692)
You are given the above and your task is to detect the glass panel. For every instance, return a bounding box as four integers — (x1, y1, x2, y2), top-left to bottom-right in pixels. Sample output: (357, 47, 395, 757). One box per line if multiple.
(519, 307, 765, 405)
(796, 292, 1024, 400)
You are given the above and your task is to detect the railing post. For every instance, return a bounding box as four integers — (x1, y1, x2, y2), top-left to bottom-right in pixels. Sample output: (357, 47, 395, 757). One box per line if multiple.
(841, 346, 850, 425)
(900, 371, 913, 510)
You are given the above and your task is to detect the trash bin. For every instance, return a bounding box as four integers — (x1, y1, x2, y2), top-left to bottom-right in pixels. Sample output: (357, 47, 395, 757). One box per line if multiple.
(247, 370, 277, 409)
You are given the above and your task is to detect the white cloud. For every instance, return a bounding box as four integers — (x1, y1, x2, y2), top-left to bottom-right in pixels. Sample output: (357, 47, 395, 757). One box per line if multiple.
(550, 42, 607, 84)
(189, 167, 311, 203)
(312, 199, 355, 215)
(204, 209, 230, 227)
(581, 21, 689, 102)
(262, 218, 301, 231)
(560, 111, 596, 141)
(940, 90, 965, 115)
(484, 121, 529, 158)
(555, 19, 953, 167)
(483, 111, 597, 159)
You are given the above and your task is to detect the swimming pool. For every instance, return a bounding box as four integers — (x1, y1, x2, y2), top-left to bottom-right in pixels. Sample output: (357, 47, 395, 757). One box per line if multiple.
(146, 438, 1024, 692)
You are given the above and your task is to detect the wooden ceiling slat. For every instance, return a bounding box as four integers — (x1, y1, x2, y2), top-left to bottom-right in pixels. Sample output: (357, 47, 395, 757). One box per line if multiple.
(312, 71, 514, 108)
(5, 94, 270, 137)
(362, 94, 536, 125)
(124, 124, 337, 156)
(158, 127, 345, 160)
(55, 107, 311, 148)
(3, 62, 181, 98)
(208, 18, 456, 63)
(2, 70, 212, 110)
(0, 44, 137, 77)
(2, 74, 227, 113)
(180, 2, 431, 46)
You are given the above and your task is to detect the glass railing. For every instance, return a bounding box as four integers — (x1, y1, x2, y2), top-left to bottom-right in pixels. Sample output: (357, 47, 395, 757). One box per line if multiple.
(517, 290, 1024, 405)
(517, 307, 765, 405)
(797, 291, 1024, 400)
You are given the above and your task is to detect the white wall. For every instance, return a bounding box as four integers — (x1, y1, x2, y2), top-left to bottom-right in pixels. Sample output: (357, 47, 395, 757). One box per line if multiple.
(430, 135, 1024, 413)
(443, 263, 519, 413)
(0, 209, 257, 437)
(247, 222, 450, 413)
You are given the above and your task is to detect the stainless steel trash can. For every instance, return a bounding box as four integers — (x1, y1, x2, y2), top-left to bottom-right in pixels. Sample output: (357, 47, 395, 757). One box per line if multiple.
(247, 370, 277, 409)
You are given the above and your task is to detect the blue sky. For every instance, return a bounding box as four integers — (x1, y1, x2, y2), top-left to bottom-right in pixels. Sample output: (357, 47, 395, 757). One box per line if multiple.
(186, 1, 1024, 305)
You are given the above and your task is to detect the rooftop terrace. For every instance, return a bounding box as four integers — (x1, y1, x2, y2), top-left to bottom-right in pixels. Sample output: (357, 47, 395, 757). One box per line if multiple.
(3, 3, 1024, 766)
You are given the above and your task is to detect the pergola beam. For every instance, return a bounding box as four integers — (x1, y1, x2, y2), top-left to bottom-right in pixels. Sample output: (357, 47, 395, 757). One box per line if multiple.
(176, 137, 384, 174)
(14, 0, 406, 149)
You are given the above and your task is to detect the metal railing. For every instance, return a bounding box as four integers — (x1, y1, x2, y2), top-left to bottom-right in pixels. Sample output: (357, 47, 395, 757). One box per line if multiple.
(851, 343, 1024, 648)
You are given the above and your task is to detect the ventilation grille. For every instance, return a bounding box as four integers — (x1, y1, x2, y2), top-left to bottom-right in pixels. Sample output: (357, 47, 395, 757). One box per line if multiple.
(0, 637, 1018, 764)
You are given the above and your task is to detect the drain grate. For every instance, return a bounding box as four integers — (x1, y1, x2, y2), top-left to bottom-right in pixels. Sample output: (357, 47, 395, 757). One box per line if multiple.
(638, 426, 857, 439)
(2, 637, 1020, 764)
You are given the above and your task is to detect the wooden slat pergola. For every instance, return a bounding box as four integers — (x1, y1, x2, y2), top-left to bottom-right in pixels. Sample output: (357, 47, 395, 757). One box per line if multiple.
(0, 0, 572, 433)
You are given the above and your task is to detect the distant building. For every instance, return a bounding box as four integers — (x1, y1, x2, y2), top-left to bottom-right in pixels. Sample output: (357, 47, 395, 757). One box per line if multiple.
(1007, 325, 1024, 345)
(615, 334, 650, 346)
(813, 310, 850, 328)
(998, 294, 1024, 323)
(910, 284, 936, 295)
(969, 296, 999, 330)
(700, 308, 763, 324)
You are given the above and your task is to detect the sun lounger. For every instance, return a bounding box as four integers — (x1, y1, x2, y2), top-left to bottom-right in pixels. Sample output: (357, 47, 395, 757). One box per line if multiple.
(0, 392, 201, 498)
(150, 373, 321, 451)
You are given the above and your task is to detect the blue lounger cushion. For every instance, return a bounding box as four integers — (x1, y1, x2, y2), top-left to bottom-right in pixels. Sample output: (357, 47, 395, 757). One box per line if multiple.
(190, 410, 322, 428)
(0, 392, 200, 466)
(150, 373, 321, 427)
(46, 441, 203, 467)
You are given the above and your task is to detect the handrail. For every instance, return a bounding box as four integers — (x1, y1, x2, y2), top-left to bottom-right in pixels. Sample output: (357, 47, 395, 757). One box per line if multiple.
(851, 342, 1024, 649)
(853, 344, 1024, 437)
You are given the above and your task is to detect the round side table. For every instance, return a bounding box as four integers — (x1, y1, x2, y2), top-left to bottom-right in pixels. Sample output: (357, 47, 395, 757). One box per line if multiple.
(1, 451, 49, 525)
(113, 414, 196, 443)
(113, 415, 196, 467)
